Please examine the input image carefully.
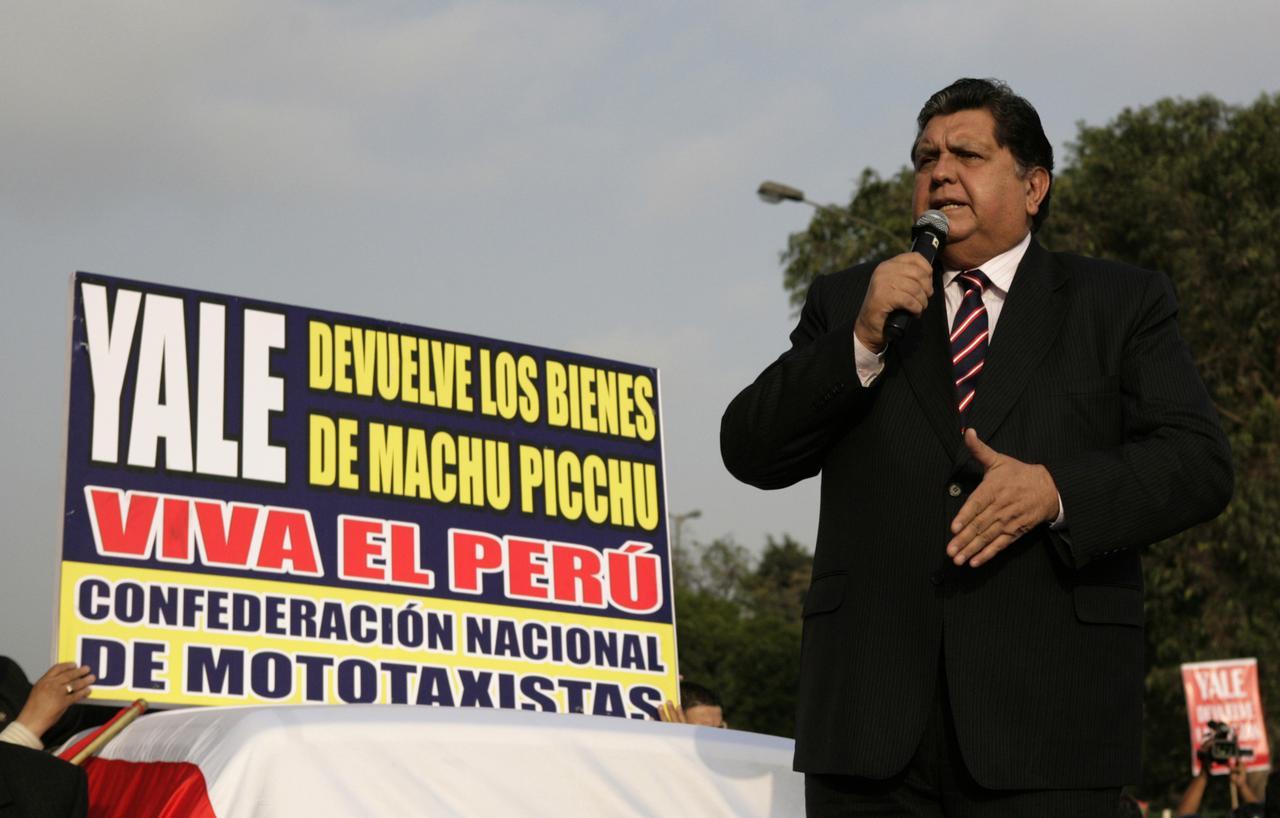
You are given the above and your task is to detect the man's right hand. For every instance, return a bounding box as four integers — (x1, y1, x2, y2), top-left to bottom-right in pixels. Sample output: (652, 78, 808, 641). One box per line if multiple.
(854, 252, 935, 352)
(656, 700, 686, 723)
(16, 662, 95, 738)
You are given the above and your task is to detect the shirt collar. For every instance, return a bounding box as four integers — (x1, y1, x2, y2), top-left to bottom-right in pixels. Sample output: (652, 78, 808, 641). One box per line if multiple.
(942, 231, 1032, 296)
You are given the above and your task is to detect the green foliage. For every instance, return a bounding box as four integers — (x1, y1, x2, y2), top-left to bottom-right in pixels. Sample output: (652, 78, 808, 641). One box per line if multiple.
(775, 92, 1280, 812)
(779, 168, 916, 311)
(672, 535, 812, 737)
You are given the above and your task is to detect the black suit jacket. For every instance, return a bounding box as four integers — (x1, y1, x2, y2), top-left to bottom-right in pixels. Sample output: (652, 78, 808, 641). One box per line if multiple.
(0, 744, 87, 818)
(721, 238, 1232, 788)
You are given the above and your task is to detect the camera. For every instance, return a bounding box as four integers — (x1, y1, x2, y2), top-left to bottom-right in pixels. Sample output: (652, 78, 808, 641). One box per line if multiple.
(1199, 720, 1255, 765)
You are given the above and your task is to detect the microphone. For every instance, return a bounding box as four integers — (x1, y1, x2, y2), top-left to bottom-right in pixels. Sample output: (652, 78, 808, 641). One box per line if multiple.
(884, 209, 950, 342)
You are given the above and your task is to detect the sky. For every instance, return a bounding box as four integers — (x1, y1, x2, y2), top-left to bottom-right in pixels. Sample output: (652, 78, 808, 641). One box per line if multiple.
(2, 0, 1277, 674)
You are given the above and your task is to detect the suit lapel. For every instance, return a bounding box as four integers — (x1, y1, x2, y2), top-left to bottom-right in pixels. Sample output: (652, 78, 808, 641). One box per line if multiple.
(965, 238, 1068, 441)
(894, 239, 1069, 466)
(894, 268, 963, 462)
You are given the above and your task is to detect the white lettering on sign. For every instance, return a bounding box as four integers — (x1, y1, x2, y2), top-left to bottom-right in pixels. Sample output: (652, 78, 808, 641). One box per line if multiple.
(1192, 667, 1250, 701)
(81, 283, 286, 483)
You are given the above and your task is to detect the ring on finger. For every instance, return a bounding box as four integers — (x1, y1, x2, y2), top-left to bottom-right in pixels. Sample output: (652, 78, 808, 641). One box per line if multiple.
(65, 683, 75, 695)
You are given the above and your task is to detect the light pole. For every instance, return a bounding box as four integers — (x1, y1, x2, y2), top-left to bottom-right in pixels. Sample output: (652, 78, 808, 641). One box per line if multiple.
(669, 509, 701, 554)
(756, 180, 903, 248)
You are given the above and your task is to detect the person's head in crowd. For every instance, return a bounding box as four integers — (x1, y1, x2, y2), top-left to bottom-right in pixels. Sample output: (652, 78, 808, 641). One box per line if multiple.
(1116, 791, 1145, 817)
(1176, 750, 1264, 818)
(679, 681, 726, 729)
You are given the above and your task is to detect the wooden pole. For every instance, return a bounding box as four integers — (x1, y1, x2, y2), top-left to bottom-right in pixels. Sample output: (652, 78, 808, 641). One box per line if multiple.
(64, 699, 148, 766)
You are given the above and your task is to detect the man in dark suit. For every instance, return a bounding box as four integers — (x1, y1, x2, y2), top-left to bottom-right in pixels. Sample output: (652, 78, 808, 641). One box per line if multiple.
(0, 743, 88, 818)
(721, 78, 1233, 816)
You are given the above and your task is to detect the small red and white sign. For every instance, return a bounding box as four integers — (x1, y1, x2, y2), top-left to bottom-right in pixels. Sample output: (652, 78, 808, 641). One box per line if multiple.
(1181, 658, 1270, 775)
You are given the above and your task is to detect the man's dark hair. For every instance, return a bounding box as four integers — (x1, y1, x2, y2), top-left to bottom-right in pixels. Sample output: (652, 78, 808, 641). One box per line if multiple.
(913, 77, 1054, 231)
(679, 681, 721, 709)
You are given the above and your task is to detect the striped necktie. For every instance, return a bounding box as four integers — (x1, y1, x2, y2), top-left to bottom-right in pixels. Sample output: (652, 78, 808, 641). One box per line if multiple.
(950, 269, 991, 423)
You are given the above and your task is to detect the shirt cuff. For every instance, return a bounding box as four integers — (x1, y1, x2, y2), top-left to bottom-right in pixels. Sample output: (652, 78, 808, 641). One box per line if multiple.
(1050, 492, 1066, 530)
(852, 333, 886, 387)
(0, 720, 43, 750)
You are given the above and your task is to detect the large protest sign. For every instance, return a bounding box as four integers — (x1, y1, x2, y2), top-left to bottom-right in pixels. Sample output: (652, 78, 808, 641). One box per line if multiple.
(56, 272, 677, 717)
(1181, 658, 1271, 775)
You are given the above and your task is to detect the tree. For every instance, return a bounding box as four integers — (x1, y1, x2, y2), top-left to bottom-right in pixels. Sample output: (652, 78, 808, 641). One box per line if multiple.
(775, 93, 1280, 813)
(672, 535, 813, 737)
(779, 168, 915, 312)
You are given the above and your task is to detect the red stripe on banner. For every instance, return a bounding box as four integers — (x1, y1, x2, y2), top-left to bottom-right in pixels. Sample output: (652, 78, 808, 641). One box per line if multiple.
(84, 758, 216, 818)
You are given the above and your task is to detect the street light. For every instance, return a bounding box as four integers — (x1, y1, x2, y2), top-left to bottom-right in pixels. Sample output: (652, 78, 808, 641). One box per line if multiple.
(756, 179, 903, 248)
(669, 509, 702, 554)
(756, 180, 807, 205)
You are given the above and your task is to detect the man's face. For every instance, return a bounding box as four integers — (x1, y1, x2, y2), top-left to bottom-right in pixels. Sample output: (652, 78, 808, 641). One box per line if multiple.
(911, 107, 1048, 270)
(683, 704, 725, 728)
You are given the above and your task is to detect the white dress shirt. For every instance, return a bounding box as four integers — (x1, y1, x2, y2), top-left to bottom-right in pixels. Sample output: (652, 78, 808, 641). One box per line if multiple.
(0, 719, 42, 749)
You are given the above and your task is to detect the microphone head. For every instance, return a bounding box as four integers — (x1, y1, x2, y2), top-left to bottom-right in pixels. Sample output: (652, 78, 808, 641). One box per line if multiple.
(914, 209, 950, 238)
